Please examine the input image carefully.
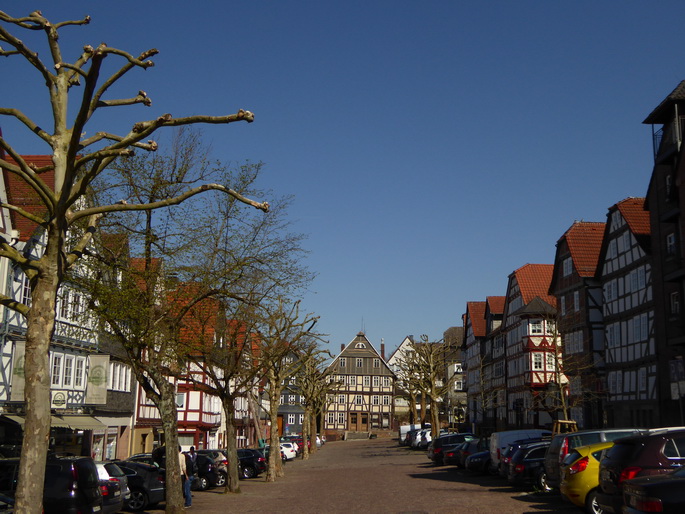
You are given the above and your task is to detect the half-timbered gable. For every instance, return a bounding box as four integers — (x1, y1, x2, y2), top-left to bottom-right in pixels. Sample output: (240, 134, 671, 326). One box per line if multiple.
(324, 332, 394, 436)
(597, 197, 657, 427)
(463, 301, 487, 426)
(387, 335, 417, 421)
(484, 296, 506, 430)
(549, 221, 605, 428)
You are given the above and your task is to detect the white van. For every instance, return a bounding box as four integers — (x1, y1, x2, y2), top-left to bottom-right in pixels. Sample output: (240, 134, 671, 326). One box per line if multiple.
(489, 429, 552, 472)
(398, 424, 428, 446)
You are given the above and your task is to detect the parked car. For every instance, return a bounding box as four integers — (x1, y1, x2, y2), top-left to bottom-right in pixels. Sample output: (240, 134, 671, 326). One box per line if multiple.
(596, 428, 685, 513)
(191, 453, 220, 490)
(0, 455, 103, 513)
(507, 441, 551, 489)
(499, 437, 551, 477)
(442, 442, 465, 466)
(114, 461, 166, 512)
(428, 433, 476, 465)
(95, 461, 127, 514)
(559, 441, 615, 514)
(127, 452, 158, 466)
(404, 428, 422, 447)
(280, 442, 298, 460)
(544, 428, 643, 491)
(490, 429, 552, 474)
(398, 424, 423, 445)
(457, 438, 490, 468)
(622, 465, 685, 513)
(238, 448, 267, 478)
(412, 428, 432, 450)
(196, 449, 228, 487)
(465, 450, 492, 474)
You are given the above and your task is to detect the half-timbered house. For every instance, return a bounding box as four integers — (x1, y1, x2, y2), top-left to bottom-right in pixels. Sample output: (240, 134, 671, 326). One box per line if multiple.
(502, 264, 560, 429)
(324, 332, 394, 437)
(598, 197, 657, 427)
(549, 221, 606, 429)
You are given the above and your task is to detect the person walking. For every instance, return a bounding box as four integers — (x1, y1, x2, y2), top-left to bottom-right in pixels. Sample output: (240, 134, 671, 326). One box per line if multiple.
(179, 446, 191, 508)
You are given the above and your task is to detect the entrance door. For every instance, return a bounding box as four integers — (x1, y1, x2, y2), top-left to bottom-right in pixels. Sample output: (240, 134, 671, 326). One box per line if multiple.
(350, 413, 358, 430)
(360, 413, 368, 431)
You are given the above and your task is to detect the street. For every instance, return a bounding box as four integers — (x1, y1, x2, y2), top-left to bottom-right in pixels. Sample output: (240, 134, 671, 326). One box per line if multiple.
(146, 438, 579, 513)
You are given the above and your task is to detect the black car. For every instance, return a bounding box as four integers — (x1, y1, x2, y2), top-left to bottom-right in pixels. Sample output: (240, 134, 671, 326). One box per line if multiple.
(427, 433, 476, 466)
(499, 437, 551, 477)
(597, 428, 685, 514)
(507, 441, 550, 489)
(238, 449, 267, 478)
(0, 456, 103, 513)
(196, 449, 228, 487)
(114, 461, 166, 511)
(442, 442, 468, 466)
(465, 450, 491, 473)
(191, 453, 220, 490)
(96, 461, 127, 514)
(622, 466, 685, 513)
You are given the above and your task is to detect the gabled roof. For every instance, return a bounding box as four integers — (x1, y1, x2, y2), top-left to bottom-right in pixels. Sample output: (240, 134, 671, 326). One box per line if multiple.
(1, 155, 55, 242)
(643, 80, 685, 124)
(512, 296, 557, 318)
(616, 197, 650, 236)
(465, 301, 486, 337)
(512, 263, 556, 307)
(560, 221, 606, 277)
(486, 296, 505, 315)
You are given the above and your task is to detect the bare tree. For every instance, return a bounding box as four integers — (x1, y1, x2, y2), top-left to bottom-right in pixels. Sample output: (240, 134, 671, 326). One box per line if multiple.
(0, 11, 266, 513)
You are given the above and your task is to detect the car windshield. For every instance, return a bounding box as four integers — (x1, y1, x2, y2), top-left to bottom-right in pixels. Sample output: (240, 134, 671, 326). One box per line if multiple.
(104, 463, 125, 478)
(562, 450, 582, 466)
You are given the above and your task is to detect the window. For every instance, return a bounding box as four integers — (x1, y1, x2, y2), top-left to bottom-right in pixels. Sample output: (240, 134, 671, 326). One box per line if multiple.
(356, 358, 363, 367)
(666, 233, 677, 255)
(337, 412, 345, 424)
(363, 376, 370, 386)
(63, 356, 74, 387)
(454, 363, 463, 374)
(51, 353, 63, 386)
(349, 375, 357, 386)
(546, 353, 556, 370)
(355, 395, 363, 405)
(288, 395, 296, 404)
(373, 358, 380, 368)
(21, 274, 32, 307)
(338, 394, 345, 404)
(532, 353, 543, 371)
(74, 357, 85, 388)
(327, 412, 334, 425)
(382, 376, 390, 387)
(339, 357, 346, 368)
(298, 414, 304, 425)
(574, 291, 580, 311)
(560, 296, 566, 316)
(175, 392, 185, 409)
(355, 342, 366, 349)
(608, 239, 618, 259)
(372, 376, 380, 387)
(530, 321, 543, 335)
(671, 292, 681, 315)
(279, 395, 284, 405)
(632, 313, 649, 343)
(562, 257, 573, 277)
(59, 290, 69, 319)
(454, 379, 463, 391)
(372, 395, 379, 405)
(287, 414, 295, 425)
(382, 395, 390, 405)
(605, 280, 617, 302)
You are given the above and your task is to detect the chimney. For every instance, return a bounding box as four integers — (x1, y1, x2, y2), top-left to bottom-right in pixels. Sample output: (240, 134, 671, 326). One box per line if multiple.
(381, 343, 385, 360)
(341, 343, 344, 352)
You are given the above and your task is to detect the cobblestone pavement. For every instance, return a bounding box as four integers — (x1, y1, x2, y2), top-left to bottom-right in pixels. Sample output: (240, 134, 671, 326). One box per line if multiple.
(145, 438, 579, 513)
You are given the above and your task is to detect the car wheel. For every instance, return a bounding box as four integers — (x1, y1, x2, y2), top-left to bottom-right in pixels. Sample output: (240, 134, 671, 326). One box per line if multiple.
(536, 471, 552, 493)
(126, 489, 148, 511)
(242, 465, 256, 479)
(215, 471, 227, 487)
(197, 475, 208, 491)
(585, 489, 603, 514)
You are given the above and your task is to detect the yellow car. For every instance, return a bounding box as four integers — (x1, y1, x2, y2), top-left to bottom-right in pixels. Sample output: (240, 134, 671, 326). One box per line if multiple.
(559, 441, 614, 514)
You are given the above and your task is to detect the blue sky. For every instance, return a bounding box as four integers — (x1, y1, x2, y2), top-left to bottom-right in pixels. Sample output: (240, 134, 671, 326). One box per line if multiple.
(2, 1, 684, 356)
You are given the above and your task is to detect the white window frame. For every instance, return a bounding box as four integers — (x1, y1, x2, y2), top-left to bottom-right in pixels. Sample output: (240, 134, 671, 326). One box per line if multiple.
(175, 392, 185, 409)
(74, 357, 86, 389)
(562, 257, 573, 277)
(355, 394, 363, 405)
(573, 291, 580, 311)
(339, 357, 346, 367)
(382, 376, 390, 387)
(372, 376, 380, 387)
(337, 412, 345, 424)
(363, 376, 370, 386)
(50, 353, 63, 386)
(63, 355, 74, 387)
(287, 414, 295, 425)
(356, 358, 363, 368)
(532, 353, 543, 371)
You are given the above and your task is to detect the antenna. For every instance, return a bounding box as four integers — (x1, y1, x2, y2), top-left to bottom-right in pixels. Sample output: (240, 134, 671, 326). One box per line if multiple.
(361, 317, 365, 335)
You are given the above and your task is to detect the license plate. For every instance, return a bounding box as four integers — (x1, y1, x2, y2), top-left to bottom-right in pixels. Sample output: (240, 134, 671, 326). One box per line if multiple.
(93, 507, 101, 512)
(114, 490, 120, 497)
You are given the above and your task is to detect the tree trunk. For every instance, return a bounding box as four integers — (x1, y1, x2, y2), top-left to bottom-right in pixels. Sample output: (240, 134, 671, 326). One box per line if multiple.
(309, 412, 318, 456)
(301, 407, 310, 460)
(265, 373, 284, 481)
(14, 231, 62, 514)
(221, 397, 241, 493)
(157, 381, 185, 514)
(408, 391, 418, 425)
(430, 396, 440, 437)
(420, 394, 427, 428)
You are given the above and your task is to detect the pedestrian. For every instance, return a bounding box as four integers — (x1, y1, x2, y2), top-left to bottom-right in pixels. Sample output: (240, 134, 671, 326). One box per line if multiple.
(179, 445, 191, 508)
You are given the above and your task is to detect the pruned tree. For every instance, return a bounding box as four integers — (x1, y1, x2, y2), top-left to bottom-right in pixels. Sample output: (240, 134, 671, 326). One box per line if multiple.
(0, 11, 267, 513)
(396, 336, 456, 438)
(254, 299, 319, 481)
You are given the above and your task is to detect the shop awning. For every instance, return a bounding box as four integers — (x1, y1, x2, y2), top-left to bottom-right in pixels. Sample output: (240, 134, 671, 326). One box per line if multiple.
(60, 415, 105, 430)
(95, 416, 131, 427)
(1, 414, 73, 428)
(0, 415, 25, 425)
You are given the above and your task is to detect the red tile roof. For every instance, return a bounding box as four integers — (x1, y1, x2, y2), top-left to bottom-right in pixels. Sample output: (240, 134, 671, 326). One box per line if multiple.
(616, 197, 650, 236)
(466, 301, 486, 337)
(1, 155, 55, 242)
(562, 221, 606, 277)
(486, 296, 506, 314)
(513, 264, 556, 307)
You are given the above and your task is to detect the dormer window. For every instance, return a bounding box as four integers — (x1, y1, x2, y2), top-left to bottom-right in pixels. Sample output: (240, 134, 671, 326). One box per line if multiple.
(355, 342, 366, 349)
(562, 257, 573, 277)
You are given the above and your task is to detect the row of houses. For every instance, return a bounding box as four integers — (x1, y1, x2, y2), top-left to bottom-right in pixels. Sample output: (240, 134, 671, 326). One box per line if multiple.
(461, 81, 685, 433)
